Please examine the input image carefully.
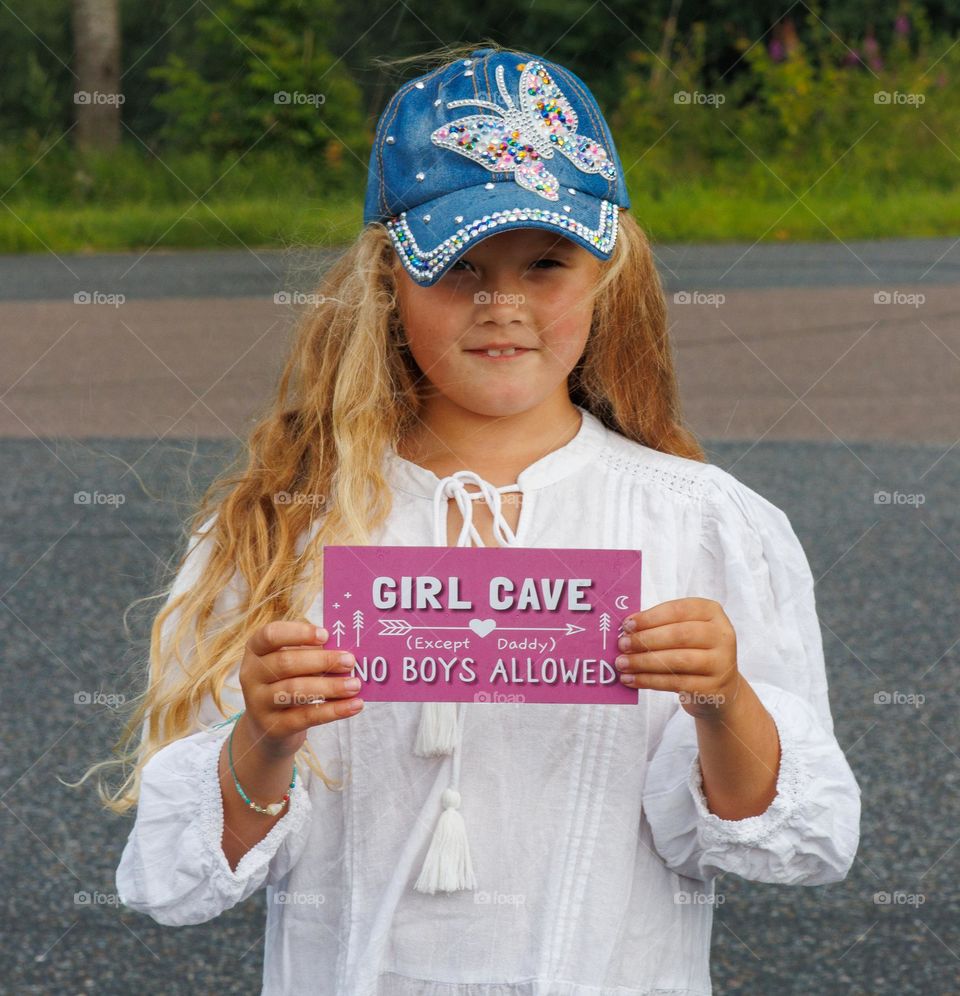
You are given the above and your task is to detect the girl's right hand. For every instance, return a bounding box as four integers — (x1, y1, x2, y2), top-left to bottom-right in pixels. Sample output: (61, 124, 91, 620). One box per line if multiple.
(239, 621, 363, 758)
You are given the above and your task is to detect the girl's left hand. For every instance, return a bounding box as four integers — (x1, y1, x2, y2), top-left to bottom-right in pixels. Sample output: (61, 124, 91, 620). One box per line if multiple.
(616, 597, 741, 720)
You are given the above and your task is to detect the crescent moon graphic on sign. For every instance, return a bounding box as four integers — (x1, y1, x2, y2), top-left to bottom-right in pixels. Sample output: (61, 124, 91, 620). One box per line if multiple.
(614, 594, 629, 610)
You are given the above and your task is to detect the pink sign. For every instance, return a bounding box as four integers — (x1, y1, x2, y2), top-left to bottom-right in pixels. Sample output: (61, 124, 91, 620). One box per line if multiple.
(322, 545, 642, 704)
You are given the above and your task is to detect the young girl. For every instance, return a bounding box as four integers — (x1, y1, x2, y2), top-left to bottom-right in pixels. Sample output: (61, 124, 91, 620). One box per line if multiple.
(102, 43, 860, 995)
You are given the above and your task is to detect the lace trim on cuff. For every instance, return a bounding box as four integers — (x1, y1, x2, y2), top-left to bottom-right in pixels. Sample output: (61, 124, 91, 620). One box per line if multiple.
(197, 726, 311, 886)
(687, 695, 809, 846)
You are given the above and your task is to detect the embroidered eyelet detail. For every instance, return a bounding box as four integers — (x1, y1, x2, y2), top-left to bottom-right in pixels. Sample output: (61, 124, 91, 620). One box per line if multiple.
(592, 448, 714, 502)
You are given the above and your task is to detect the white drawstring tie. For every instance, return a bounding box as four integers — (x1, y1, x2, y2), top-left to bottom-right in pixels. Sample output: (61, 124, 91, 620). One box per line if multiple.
(413, 471, 522, 894)
(429, 470, 522, 548)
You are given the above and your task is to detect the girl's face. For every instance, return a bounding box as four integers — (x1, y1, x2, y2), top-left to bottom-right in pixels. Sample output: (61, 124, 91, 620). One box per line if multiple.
(394, 228, 602, 420)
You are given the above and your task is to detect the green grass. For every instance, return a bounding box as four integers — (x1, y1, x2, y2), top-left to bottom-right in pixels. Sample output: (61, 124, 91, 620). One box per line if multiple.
(0, 196, 364, 253)
(630, 181, 960, 243)
(5, 14, 959, 253)
(1, 182, 957, 253)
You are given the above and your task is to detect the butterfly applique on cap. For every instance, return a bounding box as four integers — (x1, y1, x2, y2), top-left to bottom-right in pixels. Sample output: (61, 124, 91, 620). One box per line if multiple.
(362, 48, 632, 287)
(431, 60, 617, 202)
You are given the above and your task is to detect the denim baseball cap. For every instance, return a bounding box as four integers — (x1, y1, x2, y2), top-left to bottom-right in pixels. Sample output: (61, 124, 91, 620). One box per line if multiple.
(363, 47, 631, 286)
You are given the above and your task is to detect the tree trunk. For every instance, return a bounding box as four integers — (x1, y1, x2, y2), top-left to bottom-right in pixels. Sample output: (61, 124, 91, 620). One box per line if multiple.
(72, 0, 122, 152)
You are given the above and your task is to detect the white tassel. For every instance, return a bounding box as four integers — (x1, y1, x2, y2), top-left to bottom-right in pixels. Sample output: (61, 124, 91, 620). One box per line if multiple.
(414, 788, 477, 894)
(414, 701, 459, 756)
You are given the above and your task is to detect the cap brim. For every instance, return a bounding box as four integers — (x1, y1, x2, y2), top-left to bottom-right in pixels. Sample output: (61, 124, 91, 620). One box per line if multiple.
(383, 180, 621, 287)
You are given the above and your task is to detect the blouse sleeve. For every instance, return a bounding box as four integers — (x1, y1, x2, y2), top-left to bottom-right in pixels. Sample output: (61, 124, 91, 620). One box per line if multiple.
(115, 514, 314, 926)
(641, 468, 862, 886)
(115, 723, 313, 926)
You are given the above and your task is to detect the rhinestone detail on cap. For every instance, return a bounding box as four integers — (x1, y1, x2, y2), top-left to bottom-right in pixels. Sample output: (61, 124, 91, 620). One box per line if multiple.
(385, 200, 619, 284)
(430, 61, 616, 205)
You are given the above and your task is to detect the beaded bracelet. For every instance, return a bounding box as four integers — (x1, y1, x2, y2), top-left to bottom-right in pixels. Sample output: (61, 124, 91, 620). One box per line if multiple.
(218, 709, 297, 817)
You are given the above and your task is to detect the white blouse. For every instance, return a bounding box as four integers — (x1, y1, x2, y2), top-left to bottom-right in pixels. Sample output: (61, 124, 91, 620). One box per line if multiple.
(116, 405, 861, 995)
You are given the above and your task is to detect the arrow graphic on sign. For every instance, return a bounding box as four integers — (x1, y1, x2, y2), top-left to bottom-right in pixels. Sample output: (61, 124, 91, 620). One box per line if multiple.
(377, 619, 586, 637)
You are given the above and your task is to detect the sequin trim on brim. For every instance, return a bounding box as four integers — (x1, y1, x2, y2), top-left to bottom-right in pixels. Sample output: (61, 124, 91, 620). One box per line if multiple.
(385, 199, 620, 284)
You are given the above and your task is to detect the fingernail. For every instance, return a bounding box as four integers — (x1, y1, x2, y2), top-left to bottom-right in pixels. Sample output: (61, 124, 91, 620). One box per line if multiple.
(615, 656, 629, 669)
(622, 619, 637, 633)
(316, 626, 328, 641)
(343, 677, 361, 691)
(338, 653, 356, 666)
(618, 635, 631, 651)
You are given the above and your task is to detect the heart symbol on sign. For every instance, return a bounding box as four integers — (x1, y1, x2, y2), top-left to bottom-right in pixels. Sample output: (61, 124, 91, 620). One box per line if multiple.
(469, 618, 497, 638)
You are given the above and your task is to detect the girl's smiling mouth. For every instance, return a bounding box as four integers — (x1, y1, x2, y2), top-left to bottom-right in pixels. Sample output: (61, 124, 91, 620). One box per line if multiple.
(465, 347, 535, 359)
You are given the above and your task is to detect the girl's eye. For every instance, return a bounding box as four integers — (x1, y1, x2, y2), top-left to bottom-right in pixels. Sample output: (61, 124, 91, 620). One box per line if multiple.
(448, 258, 562, 273)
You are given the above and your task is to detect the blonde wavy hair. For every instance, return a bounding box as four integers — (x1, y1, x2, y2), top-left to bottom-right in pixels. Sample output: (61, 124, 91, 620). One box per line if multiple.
(75, 40, 704, 816)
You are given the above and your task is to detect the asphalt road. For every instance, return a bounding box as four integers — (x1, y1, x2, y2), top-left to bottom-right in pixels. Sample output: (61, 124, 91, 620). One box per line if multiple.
(1, 236, 959, 299)
(0, 240, 958, 994)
